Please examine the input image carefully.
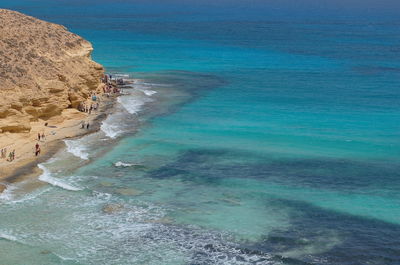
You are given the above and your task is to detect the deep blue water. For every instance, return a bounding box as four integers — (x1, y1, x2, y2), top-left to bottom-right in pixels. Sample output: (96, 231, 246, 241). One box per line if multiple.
(1, 1, 400, 264)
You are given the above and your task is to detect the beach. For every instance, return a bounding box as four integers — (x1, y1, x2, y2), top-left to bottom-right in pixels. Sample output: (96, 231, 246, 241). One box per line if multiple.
(0, 92, 116, 186)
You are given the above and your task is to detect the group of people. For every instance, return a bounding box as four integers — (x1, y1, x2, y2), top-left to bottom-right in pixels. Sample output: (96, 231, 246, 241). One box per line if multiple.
(78, 91, 100, 115)
(81, 121, 90, 130)
(78, 102, 99, 114)
(101, 74, 113, 84)
(0, 131, 46, 163)
(101, 74, 124, 86)
(103, 84, 120, 95)
(37, 132, 45, 141)
(35, 132, 45, 157)
(101, 73, 122, 96)
(1, 148, 15, 162)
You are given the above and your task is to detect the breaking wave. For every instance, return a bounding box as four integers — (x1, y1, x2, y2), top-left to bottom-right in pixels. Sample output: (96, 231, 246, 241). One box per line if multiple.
(64, 139, 89, 160)
(117, 93, 152, 115)
(100, 114, 124, 139)
(139, 89, 157, 96)
(0, 183, 16, 201)
(38, 164, 82, 192)
(114, 161, 134, 167)
(0, 231, 18, 242)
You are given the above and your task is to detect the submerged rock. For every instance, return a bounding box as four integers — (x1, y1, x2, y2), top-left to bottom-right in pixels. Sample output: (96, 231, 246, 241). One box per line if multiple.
(102, 203, 124, 214)
(99, 181, 113, 187)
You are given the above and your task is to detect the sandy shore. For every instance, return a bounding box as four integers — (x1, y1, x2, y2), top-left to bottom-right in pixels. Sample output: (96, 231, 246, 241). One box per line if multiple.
(0, 93, 116, 188)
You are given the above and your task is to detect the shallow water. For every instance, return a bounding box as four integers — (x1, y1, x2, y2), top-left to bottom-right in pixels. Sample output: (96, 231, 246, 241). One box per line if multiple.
(1, 1, 400, 264)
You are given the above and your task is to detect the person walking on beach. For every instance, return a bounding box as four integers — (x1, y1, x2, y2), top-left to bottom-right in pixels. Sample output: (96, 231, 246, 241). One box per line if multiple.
(38, 132, 41, 141)
(35, 143, 40, 156)
(9, 150, 15, 161)
(86, 122, 90, 130)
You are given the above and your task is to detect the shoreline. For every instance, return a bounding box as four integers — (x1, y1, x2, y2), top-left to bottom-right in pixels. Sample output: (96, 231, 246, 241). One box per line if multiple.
(0, 92, 117, 191)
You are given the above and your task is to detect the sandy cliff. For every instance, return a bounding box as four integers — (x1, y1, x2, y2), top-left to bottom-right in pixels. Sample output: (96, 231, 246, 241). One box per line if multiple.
(0, 9, 104, 133)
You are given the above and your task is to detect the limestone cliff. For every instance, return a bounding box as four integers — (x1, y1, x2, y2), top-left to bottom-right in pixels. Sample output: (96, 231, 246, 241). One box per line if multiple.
(0, 9, 104, 133)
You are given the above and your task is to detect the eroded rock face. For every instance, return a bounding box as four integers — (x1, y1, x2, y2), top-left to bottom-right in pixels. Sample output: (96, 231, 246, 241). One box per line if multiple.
(0, 9, 104, 133)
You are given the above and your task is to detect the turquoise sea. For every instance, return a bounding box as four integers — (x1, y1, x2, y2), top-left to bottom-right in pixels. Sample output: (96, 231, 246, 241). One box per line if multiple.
(1, 1, 400, 264)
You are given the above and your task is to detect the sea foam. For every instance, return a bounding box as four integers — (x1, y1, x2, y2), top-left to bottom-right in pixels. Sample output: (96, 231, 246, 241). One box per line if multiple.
(64, 139, 89, 160)
(101, 116, 123, 139)
(0, 231, 18, 242)
(139, 89, 157, 96)
(0, 181, 52, 204)
(101, 90, 153, 139)
(114, 161, 134, 167)
(38, 164, 82, 192)
(0, 183, 16, 201)
(117, 94, 152, 115)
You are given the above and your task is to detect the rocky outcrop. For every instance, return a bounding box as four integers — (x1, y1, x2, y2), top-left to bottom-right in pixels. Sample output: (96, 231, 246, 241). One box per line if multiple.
(0, 9, 104, 133)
